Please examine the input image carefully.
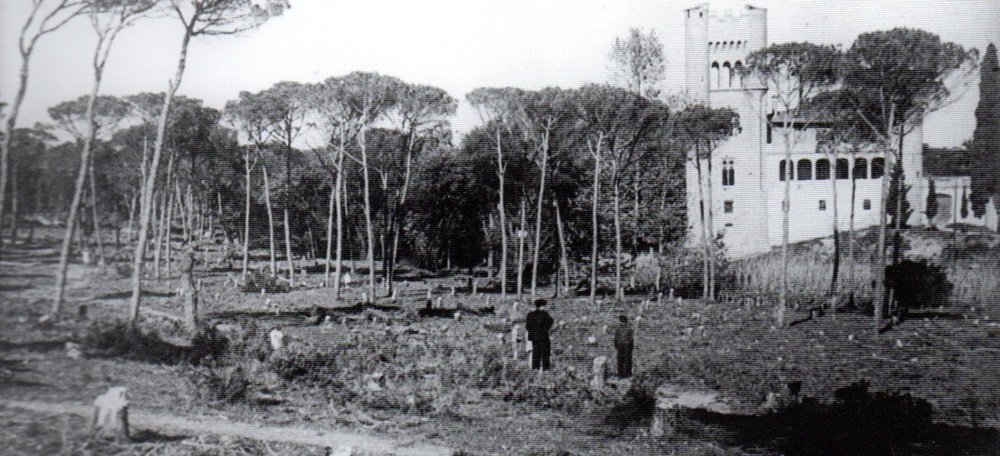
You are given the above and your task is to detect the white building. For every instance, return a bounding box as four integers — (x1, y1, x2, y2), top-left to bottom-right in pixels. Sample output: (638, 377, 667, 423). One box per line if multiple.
(683, 3, 992, 258)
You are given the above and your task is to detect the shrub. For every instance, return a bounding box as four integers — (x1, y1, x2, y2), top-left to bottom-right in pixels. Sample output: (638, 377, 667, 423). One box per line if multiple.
(658, 245, 705, 298)
(885, 259, 952, 311)
(631, 252, 660, 292)
(240, 271, 290, 293)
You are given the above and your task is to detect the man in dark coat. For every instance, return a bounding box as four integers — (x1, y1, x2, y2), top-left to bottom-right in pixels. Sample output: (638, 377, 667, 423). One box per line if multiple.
(613, 314, 634, 378)
(525, 299, 554, 371)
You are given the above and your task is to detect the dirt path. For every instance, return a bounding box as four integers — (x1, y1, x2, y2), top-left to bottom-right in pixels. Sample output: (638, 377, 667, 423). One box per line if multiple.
(1, 399, 453, 456)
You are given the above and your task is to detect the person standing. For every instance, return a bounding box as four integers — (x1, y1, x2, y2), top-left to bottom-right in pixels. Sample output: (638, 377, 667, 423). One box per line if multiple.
(525, 299, 554, 371)
(613, 314, 634, 378)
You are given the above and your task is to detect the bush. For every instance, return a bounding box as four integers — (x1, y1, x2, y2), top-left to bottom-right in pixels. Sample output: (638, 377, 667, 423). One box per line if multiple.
(240, 271, 290, 293)
(631, 252, 660, 292)
(658, 245, 705, 298)
(885, 259, 952, 311)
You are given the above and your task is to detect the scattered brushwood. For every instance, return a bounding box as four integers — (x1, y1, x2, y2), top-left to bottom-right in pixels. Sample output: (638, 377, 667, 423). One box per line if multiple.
(188, 326, 230, 365)
(268, 345, 341, 386)
(184, 365, 250, 404)
(223, 320, 272, 363)
(239, 271, 290, 294)
(81, 322, 188, 365)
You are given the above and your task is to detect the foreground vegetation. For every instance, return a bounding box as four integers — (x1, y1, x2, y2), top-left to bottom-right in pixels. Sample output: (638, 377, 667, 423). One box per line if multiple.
(2, 227, 998, 454)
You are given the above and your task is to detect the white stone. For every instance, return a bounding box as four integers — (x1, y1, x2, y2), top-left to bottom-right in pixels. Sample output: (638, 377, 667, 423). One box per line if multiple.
(269, 329, 284, 351)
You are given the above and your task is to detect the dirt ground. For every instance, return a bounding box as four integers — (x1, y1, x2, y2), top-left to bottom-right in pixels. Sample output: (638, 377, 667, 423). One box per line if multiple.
(2, 229, 999, 455)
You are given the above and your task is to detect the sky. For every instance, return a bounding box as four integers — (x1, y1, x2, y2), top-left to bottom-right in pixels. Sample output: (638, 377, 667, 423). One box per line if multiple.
(2, 0, 999, 147)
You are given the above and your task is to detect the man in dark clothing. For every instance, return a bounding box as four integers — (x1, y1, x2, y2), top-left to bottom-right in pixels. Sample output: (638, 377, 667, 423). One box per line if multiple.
(613, 314, 634, 378)
(525, 299, 554, 371)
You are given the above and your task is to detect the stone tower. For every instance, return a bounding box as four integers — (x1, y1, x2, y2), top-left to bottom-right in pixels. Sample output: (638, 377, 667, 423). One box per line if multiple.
(684, 4, 772, 257)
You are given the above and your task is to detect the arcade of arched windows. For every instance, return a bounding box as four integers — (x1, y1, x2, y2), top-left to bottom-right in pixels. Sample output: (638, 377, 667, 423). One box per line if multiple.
(779, 157, 885, 181)
(710, 60, 744, 88)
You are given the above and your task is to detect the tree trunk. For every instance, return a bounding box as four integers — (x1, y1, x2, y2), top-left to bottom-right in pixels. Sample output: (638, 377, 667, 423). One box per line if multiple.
(531, 142, 547, 298)
(129, 27, 193, 328)
(53, 73, 103, 316)
(324, 169, 335, 287)
(517, 198, 526, 301)
(631, 168, 641, 289)
(496, 130, 508, 301)
(830, 149, 840, 315)
(0, 42, 38, 257)
(590, 139, 602, 305)
(875, 148, 892, 330)
(779, 131, 792, 326)
(9, 164, 18, 245)
(181, 245, 198, 335)
(262, 163, 277, 275)
(283, 144, 294, 286)
(242, 148, 252, 277)
(360, 125, 376, 301)
(695, 157, 709, 299)
(334, 152, 344, 299)
(613, 160, 623, 301)
(705, 152, 716, 301)
(848, 157, 857, 311)
(283, 207, 293, 286)
(554, 200, 570, 296)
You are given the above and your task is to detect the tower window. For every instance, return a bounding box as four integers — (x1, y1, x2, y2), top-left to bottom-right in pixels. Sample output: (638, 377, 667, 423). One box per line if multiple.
(723, 200, 734, 213)
(853, 158, 868, 179)
(722, 159, 735, 186)
(819, 200, 827, 211)
(816, 159, 830, 180)
(779, 159, 793, 181)
(871, 157, 885, 179)
(863, 199, 872, 210)
(733, 61, 744, 87)
(711, 61, 720, 88)
(836, 158, 849, 179)
(797, 159, 812, 180)
(723, 62, 732, 88)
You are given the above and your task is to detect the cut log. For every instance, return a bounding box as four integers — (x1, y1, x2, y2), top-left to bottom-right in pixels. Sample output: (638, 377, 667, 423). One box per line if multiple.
(92, 386, 129, 440)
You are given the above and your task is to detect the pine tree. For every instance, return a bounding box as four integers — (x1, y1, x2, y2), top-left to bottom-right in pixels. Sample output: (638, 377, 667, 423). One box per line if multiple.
(971, 43, 999, 215)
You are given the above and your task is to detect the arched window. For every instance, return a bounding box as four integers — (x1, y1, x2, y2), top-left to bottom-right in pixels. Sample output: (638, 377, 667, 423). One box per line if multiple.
(733, 61, 744, 87)
(711, 61, 720, 88)
(816, 158, 831, 180)
(853, 158, 868, 179)
(797, 159, 812, 180)
(836, 158, 849, 179)
(871, 157, 884, 178)
(723, 62, 732, 88)
(722, 159, 735, 186)
(779, 160, 793, 181)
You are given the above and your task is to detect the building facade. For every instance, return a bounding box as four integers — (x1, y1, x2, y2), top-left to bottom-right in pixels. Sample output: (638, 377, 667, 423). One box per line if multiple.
(683, 3, 989, 258)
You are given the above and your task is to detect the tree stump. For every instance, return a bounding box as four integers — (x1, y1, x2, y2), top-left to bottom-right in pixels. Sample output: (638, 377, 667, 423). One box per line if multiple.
(92, 386, 129, 440)
(511, 326, 519, 360)
(590, 356, 608, 390)
(181, 246, 199, 335)
(269, 328, 284, 351)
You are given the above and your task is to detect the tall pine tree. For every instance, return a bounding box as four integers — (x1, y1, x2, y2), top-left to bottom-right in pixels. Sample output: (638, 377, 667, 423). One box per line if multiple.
(971, 43, 999, 215)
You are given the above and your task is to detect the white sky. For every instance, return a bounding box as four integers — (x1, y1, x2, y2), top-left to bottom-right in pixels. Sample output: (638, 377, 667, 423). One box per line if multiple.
(2, 0, 998, 147)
